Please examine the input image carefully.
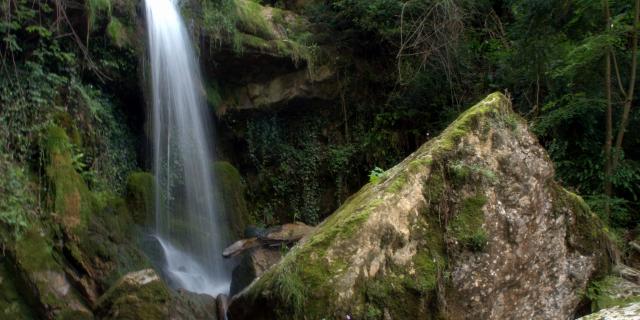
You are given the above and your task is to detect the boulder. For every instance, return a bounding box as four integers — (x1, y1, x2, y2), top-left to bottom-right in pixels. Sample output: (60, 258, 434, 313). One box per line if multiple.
(171, 289, 218, 320)
(96, 269, 221, 320)
(224, 223, 315, 258)
(227, 93, 611, 319)
(95, 269, 172, 319)
(578, 303, 640, 320)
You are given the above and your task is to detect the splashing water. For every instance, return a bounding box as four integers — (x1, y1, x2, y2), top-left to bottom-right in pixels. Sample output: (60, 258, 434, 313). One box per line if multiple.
(145, 0, 232, 296)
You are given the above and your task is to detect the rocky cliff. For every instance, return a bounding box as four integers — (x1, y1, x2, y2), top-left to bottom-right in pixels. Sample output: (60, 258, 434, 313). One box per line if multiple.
(227, 93, 612, 319)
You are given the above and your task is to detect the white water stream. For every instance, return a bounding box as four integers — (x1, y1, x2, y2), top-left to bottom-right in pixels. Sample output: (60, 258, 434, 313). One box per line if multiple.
(145, 0, 232, 296)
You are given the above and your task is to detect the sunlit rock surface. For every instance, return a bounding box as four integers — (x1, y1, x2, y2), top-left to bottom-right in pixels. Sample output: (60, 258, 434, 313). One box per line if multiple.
(227, 93, 611, 319)
(578, 303, 640, 320)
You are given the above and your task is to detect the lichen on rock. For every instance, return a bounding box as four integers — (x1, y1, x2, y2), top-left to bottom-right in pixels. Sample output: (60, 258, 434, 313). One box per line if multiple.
(227, 92, 611, 320)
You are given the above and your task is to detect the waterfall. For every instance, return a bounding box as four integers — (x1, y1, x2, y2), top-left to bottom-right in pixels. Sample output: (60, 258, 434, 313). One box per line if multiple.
(145, 0, 232, 296)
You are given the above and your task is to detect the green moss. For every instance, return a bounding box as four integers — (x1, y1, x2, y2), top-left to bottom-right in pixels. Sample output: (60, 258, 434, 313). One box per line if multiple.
(0, 261, 35, 319)
(44, 126, 93, 231)
(388, 173, 408, 193)
(53, 112, 82, 146)
(125, 172, 154, 225)
(14, 226, 59, 273)
(587, 276, 640, 312)
(87, 0, 111, 31)
(11, 225, 92, 317)
(213, 161, 251, 237)
(423, 92, 510, 156)
(206, 82, 223, 110)
(448, 194, 488, 251)
(106, 17, 129, 48)
(407, 250, 442, 293)
(408, 156, 433, 173)
(554, 184, 610, 259)
(245, 184, 382, 318)
(96, 272, 171, 320)
(235, 0, 273, 39)
(449, 161, 498, 185)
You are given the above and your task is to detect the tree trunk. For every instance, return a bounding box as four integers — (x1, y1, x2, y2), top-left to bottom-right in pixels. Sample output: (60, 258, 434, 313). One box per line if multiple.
(604, 0, 613, 220)
(612, 0, 640, 170)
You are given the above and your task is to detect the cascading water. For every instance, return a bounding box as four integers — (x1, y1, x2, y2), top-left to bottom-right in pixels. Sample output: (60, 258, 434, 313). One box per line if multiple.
(145, 0, 232, 296)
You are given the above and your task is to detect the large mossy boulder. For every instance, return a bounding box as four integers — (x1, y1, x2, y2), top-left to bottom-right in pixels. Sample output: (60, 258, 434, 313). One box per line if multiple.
(227, 93, 611, 319)
(95, 269, 219, 320)
(95, 269, 172, 319)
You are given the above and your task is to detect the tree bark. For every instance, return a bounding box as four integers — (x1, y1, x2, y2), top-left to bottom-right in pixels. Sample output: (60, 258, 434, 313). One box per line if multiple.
(612, 0, 640, 170)
(604, 0, 613, 219)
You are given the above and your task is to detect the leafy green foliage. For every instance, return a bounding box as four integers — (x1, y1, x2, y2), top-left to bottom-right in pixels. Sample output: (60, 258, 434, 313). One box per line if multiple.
(368, 167, 386, 183)
(0, 156, 36, 241)
(246, 115, 323, 225)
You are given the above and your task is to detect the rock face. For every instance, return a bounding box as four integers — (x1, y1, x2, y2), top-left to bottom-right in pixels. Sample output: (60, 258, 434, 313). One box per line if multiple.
(227, 93, 611, 319)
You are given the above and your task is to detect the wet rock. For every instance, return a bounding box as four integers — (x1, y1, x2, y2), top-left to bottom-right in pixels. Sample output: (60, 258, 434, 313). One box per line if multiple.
(227, 93, 611, 319)
(578, 302, 640, 319)
(230, 247, 283, 296)
(226, 223, 314, 295)
(171, 289, 218, 320)
(224, 223, 314, 258)
(223, 238, 261, 258)
(261, 222, 315, 243)
(95, 269, 171, 319)
(216, 294, 229, 320)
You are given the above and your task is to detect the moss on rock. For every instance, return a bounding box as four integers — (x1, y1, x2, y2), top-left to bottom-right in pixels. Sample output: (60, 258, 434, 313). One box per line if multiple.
(228, 92, 611, 320)
(448, 193, 488, 251)
(10, 224, 93, 319)
(214, 161, 251, 238)
(0, 261, 35, 319)
(96, 269, 172, 320)
(125, 172, 155, 225)
(587, 276, 640, 312)
(44, 126, 94, 232)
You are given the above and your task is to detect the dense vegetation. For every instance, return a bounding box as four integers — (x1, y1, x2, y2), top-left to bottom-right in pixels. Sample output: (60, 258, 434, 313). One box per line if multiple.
(255, 0, 640, 232)
(2, 0, 639, 242)
(0, 0, 639, 318)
